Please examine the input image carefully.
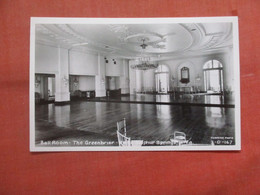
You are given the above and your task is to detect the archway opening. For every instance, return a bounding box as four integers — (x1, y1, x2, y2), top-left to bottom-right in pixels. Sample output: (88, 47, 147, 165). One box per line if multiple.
(155, 65, 169, 93)
(203, 60, 223, 93)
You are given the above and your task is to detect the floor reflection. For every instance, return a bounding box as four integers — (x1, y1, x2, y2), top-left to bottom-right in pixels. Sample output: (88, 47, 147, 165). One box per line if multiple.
(94, 93, 234, 106)
(35, 100, 235, 146)
(54, 105, 71, 128)
(204, 95, 226, 129)
(204, 95, 224, 105)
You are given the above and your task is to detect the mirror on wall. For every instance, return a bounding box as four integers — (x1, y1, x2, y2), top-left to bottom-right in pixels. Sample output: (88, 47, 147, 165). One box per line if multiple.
(180, 67, 190, 84)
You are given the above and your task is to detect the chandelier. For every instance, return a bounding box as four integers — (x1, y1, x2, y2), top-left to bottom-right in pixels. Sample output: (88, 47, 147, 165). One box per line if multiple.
(131, 38, 159, 71)
(131, 58, 158, 71)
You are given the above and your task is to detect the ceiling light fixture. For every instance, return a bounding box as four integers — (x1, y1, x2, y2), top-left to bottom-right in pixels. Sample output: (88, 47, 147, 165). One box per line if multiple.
(131, 38, 158, 71)
(131, 60, 158, 71)
(140, 38, 148, 49)
(113, 59, 116, 64)
(72, 42, 88, 47)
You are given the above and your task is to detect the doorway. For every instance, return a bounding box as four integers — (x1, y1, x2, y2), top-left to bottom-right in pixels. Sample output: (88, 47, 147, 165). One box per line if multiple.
(35, 74, 55, 102)
(155, 65, 169, 93)
(47, 77, 55, 101)
(203, 60, 223, 93)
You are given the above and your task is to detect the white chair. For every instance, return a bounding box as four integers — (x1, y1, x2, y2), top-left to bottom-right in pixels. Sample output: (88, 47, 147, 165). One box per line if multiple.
(116, 118, 143, 147)
(117, 118, 131, 146)
(170, 131, 189, 146)
(117, 130, 131, 146)
(117, 118, 126, 135)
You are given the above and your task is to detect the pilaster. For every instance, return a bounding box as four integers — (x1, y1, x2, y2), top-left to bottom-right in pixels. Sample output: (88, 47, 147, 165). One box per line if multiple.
(55, 48, 70, 102)
(95, 54, 106, 97)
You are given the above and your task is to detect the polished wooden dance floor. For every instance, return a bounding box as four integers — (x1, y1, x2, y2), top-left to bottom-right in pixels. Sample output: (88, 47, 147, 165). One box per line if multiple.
(35, 99, 235, 146)
(89, 94, 235, 108)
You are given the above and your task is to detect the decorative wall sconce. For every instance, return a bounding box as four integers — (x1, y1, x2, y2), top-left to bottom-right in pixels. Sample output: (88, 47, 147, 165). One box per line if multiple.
(35, 76, 41, 88)
(62, 76, 69, 86)
(73, 77, 79, 87)
(101, 76, 105, 84)
(195, 75, 201, 81)
(113, 59, 116, 64)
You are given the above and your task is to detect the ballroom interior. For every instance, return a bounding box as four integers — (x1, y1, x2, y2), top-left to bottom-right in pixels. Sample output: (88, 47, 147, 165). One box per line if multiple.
(34, 22, 235, 147)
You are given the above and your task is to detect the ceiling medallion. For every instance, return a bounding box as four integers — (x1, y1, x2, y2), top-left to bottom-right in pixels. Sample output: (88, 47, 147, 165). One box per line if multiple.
(125, 33, 166, 49)
(108, 24, 166, 50)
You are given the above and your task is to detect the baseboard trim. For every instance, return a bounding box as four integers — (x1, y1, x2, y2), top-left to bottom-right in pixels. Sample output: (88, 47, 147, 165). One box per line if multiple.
(86, 99, 234, 108)
(54, 101, 71, 106)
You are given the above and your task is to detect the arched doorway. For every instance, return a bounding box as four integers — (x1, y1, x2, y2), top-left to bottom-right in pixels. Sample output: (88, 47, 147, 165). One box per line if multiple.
(155, 65, 169, 93)
(203, 60, 223, 93)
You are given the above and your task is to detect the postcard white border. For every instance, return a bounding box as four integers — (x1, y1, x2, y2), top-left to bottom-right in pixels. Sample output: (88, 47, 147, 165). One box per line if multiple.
(30, 17, 240, 152)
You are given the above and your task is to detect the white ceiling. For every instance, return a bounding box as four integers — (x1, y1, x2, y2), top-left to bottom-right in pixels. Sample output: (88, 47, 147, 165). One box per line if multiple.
(35, 22, 233, 61)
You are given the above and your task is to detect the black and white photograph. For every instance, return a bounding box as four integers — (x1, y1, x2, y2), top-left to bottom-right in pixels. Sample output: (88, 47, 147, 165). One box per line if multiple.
(30, 17, 240, 151)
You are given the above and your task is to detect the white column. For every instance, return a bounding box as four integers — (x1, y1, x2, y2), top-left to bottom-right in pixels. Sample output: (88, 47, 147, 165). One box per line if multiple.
(55, 48, 70, 102)
(136, 70, 143, 93)
(129, 60, 137, 94)
(120, 59, 130, 94)
(95, 54, 106, 97)
(143, 69, 155, 92)
(223, 47, 234, 91)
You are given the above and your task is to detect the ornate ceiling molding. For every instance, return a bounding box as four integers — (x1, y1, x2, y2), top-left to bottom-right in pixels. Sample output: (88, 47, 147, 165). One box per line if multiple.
(123, 32, 166, 49)
(35, 23, 233, 62)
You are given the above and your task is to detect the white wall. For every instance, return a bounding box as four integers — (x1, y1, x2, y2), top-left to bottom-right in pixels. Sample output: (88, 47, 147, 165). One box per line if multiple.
(143, 51, 235, 92)
(36, 45, 99, 76)
(35, 44, 234, 97)
(78, 76, 95, 91)
(222, 48, 234, 91)
(69, 51, 98, 76)
(105, 57, 123, 76)
(35, 44, 131, 96)
(34, 44, 72, 101)
(35, 44, 59, 74)
(104, 58, 130, 93)
(158, 58, 205, 91)
(176, 61, 196, 87)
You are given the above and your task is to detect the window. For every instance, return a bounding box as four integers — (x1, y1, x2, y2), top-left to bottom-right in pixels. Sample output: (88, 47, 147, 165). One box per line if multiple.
(203, 60, 223, 93)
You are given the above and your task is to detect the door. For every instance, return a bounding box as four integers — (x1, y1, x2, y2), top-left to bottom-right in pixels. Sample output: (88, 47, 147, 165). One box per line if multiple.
(156, 73, 169, 93)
